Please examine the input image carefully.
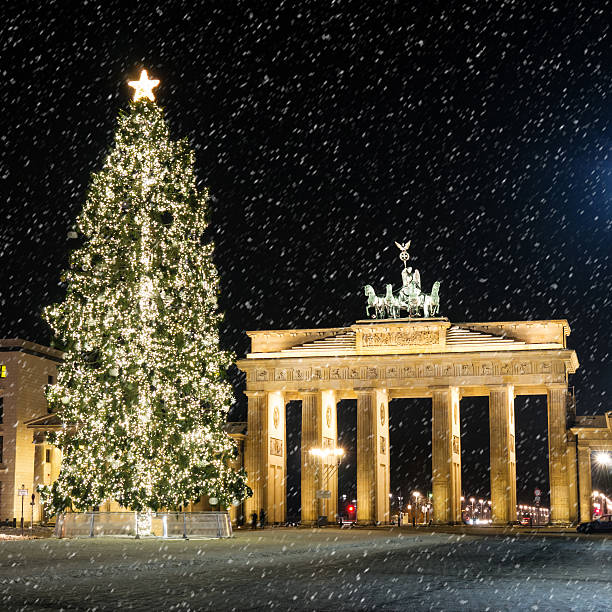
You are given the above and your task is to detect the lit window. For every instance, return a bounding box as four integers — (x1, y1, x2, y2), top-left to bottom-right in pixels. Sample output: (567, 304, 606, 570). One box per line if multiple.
(0, 365, 5, 378)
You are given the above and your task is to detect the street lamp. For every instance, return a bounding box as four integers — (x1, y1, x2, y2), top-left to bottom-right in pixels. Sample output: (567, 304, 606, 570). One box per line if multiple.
(413, 491, 421, 525)
(310, 447, 345, 525)
(596, 452, 611, 466)
(478, 499, 484, 521)
(469, 497, 475, 521)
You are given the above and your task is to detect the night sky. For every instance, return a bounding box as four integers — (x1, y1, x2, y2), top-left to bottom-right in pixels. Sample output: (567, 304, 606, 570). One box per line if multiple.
(1, 3, 610, 511)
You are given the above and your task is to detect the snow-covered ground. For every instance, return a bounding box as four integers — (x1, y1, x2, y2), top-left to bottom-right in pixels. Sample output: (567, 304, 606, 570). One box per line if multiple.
(1, 527, 610, 611)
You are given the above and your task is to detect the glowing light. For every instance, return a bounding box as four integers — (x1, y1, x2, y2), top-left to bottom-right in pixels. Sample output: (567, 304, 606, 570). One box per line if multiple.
(596, 452, 612, 466)
(128, 69, 160, 101)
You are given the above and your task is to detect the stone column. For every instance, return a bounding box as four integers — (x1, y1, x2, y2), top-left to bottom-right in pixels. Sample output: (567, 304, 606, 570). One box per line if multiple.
(489, 385, 517, 525)
(432, 387, 462, 524)
(547, 385, 570, 524)
(244, 391, 267, 521)
(321, 390, 339, 521)
(244, 390, 286, 525)
(567, 432, 579, 524)
(266, 391, 286, 524)
(375, 389, 390, 524)
(301, 390, 321, 525)
(357, 389, 376, 524)
(577, 446, 592, 524)
(356, 388, 390, 524)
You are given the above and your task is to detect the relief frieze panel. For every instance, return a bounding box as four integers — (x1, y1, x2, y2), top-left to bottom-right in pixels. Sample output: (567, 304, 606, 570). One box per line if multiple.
(480, 362, 493, 376)
(330, 367, 347, 380)
(361, 329, 439, 347)
(460, 363, 474, 376)
(248, 357, 567, 387)
(256, 369, 269, 382)
(403, 365, 416, 378)
(293, 367, 311, 382)
(441, 364, 454, 377)
(269, 437, 283, 457)
(385, 366, 398, 378)
(515, 361, 532, 375)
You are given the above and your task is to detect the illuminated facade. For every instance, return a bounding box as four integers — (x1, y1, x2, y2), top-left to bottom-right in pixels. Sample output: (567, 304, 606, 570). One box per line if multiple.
(236, 317, 598, 525)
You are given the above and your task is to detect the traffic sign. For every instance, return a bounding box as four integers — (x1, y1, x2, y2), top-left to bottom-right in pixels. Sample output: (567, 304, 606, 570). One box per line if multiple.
(316, 490, 331, 499)
(534, 488, 541, 497)
(18, 489, 28, 496)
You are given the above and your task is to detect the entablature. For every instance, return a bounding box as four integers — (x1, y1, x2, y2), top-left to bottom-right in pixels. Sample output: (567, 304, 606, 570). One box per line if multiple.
(236, 348, 576, 395)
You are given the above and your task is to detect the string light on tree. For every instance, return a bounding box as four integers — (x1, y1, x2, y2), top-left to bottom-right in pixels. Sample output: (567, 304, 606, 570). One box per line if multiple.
(39, 70, 250, 517)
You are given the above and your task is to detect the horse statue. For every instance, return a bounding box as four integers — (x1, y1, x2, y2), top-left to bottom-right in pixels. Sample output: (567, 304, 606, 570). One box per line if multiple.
(384, 284, 401, 318)
(423, 281, 441, 317)
(364, 285, 387, 319)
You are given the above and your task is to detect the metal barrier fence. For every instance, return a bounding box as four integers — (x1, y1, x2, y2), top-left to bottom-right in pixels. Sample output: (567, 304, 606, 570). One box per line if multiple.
(54, 511, 232, 539)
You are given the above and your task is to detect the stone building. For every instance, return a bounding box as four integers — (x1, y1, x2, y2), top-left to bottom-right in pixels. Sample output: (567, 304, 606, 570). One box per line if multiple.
(236, 317, 610, 526)
(0, 339, 62, 524)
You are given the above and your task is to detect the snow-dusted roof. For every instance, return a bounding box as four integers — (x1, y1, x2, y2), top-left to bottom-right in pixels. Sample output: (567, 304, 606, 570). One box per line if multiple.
(246, 323, 563, 359)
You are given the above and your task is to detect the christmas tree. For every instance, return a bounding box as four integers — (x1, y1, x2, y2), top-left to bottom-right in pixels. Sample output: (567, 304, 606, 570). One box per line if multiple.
(41, 70, 249, 514)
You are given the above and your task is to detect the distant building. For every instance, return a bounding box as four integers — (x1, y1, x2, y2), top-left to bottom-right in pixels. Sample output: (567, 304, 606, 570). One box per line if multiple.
(0, 338, 246, 525)
(0, 339, 62, 523)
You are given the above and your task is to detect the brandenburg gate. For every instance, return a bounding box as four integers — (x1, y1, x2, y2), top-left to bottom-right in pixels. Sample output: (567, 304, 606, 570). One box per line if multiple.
(236, 317, 580, 525)
(237, 243, 582, 526)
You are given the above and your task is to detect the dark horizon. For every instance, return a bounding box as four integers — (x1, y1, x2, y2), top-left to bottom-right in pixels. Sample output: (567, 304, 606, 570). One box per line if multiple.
(1, 3, 610, 506)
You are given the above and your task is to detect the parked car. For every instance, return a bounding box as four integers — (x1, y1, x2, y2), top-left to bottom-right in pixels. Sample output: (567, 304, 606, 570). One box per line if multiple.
(576, 514, 612, 533)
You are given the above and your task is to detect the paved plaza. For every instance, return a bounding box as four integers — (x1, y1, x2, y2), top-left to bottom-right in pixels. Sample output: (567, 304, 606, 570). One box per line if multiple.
(0, 527, 610, 611)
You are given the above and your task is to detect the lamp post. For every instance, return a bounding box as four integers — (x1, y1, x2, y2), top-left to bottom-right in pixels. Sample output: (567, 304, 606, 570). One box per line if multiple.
(469, 497, 475, 522)
(412, 491, 421, 525)
(310, 447, 344, 526)
(397, 494, 404, 526)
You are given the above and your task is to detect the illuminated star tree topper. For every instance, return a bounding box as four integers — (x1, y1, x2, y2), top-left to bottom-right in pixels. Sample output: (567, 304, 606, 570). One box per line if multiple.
(128, 68, 160, 101)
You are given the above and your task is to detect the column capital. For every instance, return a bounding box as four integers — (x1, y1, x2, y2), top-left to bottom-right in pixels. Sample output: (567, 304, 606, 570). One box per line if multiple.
(487, 384, 514, 394)
(244, 390, 267, 398)
(546, 383, 568, 392)
(355, 387, 376, 395)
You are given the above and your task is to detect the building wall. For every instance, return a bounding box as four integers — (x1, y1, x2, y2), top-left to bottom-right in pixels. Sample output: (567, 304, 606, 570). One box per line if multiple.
(0, 346, 59, 524)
